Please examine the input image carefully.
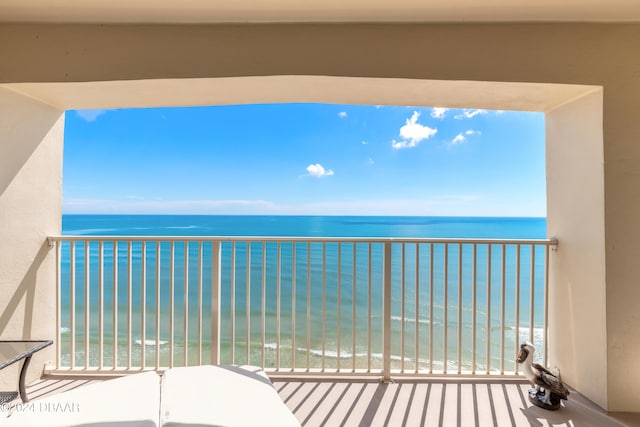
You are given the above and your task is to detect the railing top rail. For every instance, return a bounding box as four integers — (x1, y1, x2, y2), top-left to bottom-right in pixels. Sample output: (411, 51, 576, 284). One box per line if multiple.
(48, 235, 558, 246)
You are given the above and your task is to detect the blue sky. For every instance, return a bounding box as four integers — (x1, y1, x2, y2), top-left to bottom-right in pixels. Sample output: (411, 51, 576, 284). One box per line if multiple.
(63, 104, 546, 216)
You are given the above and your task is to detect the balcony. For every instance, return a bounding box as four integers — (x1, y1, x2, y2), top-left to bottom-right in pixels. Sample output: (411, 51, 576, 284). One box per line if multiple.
(6, 235, 635, 425)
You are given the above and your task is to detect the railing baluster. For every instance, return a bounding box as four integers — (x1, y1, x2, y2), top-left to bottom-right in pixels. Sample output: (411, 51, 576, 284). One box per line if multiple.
(55, 240, 61, 369)
(337, 243, 342, 372)
(70, 241, 76, 370)
(127, 241, 132, 369)
(155, 241, 161, 369)
(443, 243, 448, 374)
(291, 242, 296, 371)
(472, 244, 477, 374)
(352, 243, 357, 373)
(98, 241, 104, 369)
(112, 241, 118, 369)
(246, 242, 251, 365)
(401, 242, 406, 373)
(367, 242, 372, 373)
(415, 243, 420, 374)
(322, 242, 326, 372)
(261, 242, 266, 369)
(382, 242, 392, 382)
(486, 244, 492, 374)
(429, 243, 434, 374)
(211, 241, 221, 365)
(169, 241, 175, 368)
(198, 241, 203, 366)
(84, 240, 90, 369)
(515, 244, 521, 373)
(230, 241, 236, 364)
(544, 244, 551, 367)
(500, 244, 506, 375)
(276, 242, 281, 371)
(457, 244, 462, 374)
(184, 242, 189, 366)
(306, 242, 311, 371)
(141, 241, 147, 369)
(529, 245, 535, 347)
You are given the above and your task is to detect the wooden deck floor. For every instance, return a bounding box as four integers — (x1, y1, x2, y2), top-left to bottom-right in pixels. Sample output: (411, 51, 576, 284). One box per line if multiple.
(19, 375, 640, 426)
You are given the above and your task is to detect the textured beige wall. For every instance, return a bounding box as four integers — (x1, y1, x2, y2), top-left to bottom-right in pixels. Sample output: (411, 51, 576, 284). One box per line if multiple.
(546, 90, 606, 408)
(0, 22, 639, 411)
(0, 23, 637, 87)
(0, 87, 64, 385)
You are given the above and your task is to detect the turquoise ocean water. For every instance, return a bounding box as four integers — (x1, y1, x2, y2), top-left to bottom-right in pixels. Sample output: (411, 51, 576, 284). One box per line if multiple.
(60, 215, 547, 372)
(63, 215, 546, 239)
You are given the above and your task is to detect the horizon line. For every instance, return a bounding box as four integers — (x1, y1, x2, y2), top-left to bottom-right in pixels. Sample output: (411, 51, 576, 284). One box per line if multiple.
(61, 213, 546, 219)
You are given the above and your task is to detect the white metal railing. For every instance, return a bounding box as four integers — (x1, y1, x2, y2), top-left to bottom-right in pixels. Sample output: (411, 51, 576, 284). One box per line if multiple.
(47, 236, 557, 378)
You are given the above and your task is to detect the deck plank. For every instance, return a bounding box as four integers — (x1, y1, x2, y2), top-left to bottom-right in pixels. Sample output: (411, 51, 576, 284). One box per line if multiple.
(15, 375, 640, 426)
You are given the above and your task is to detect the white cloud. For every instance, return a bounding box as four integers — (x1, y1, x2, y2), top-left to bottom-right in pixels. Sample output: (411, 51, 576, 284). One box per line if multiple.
(338, 112, 348, 118)
(431, 107, 448, 119)
(452, 133, 466, 144)
(76, 109, 108, 122)
(306, 163, 334, 178)
(400, 112, 437, 141)
(367, 157, 375, 165)
(451, 129, 481, 145)
(454, 109, 488, 120)
(391, 139, 417, 149)
(392, 111, 437, 150)
(361, 140, 368, 145)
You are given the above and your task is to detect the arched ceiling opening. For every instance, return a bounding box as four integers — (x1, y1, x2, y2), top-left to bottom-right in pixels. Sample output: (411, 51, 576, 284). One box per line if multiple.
(4, 76, 599, 113)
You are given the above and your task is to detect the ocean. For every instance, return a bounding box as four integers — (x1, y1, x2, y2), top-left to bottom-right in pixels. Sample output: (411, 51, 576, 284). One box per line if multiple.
(59, 215, 548, 372)
(62, 215, 546, 239)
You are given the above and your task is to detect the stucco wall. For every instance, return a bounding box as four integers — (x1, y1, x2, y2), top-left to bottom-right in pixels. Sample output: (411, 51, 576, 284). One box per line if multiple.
(0, 87, 63, 386)
(546, 90, 606, 408)
(0, 23, 639, 411)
